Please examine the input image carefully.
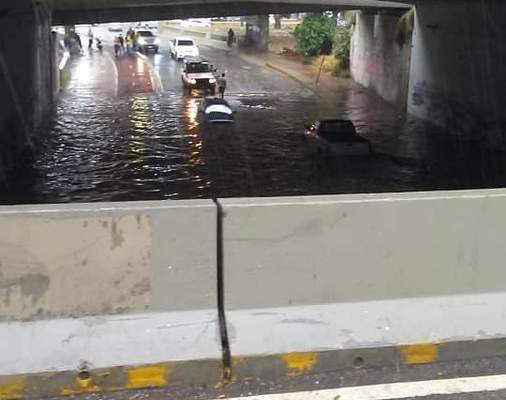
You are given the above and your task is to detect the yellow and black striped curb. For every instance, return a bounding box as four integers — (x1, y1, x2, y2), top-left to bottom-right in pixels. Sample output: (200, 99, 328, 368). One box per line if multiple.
(2, 339, 506, 399)
(0, 359, 221, 399)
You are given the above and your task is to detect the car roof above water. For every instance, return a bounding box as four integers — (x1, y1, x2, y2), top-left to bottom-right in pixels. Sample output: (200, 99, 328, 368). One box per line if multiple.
(316, 119, 360, 142)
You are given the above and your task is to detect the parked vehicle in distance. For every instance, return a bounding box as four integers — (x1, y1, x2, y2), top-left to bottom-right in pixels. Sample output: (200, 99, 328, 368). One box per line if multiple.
(182, 57, 216, 94)
(135, 30, 159, 53)
(181, 19, 211, 28)
(199, 98, 234, 123)
(304, 120, 371, 156)
(137, 21, 158, 30)
(169, 37, 199, 59)
(108, 24, 123, 32)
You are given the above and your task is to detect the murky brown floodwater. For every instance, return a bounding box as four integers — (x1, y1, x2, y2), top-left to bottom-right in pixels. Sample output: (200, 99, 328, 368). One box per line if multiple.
(5, 44, 506, 205)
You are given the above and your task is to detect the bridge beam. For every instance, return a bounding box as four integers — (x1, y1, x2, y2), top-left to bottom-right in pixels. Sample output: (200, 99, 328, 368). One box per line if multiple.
(52, 1, 407, 25)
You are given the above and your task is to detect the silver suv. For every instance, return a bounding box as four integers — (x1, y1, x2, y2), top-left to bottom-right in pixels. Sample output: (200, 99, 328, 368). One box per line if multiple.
(181, 57, 216, 94)
(135, 30, 159, 53)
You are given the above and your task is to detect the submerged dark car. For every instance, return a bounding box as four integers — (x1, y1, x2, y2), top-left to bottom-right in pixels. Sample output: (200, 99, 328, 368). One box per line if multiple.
(305, 119, 371, 156)
(200, 98, 234, 123)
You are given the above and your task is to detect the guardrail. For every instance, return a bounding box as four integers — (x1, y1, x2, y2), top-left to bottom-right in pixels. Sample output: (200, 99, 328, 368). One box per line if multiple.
(3, 190, 506, 397)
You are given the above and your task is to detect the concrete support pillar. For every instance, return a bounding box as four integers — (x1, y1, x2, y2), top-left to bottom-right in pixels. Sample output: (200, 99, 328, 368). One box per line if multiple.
(0, 2, 53, 175)
(350, 11, 412, 108)
(244, 15, 269, 51)
(408, 2, 506, 147)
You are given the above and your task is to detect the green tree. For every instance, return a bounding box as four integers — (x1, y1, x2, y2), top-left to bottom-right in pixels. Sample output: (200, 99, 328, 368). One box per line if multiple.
(293, 13, 336, 57)
(334, 25, 352, 71)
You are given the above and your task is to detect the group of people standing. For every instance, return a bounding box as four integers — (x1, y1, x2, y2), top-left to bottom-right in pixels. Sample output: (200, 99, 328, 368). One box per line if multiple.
(114, 28, 136, 56)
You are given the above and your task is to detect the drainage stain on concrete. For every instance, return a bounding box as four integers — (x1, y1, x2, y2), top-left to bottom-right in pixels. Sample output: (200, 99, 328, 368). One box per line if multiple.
(111, 219, 125, 250)
(0, 273, 50, 307)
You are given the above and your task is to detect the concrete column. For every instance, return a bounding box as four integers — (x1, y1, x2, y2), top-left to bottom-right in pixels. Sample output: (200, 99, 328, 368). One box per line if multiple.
(350, 11, 412, 108)
(0, 1, 54, 175)
(408, 1, 506, 147)
(244, 15, 269, 51)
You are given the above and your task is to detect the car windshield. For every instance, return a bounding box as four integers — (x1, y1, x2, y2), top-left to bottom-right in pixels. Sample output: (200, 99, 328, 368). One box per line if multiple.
(178, 40, 194, 46)
(187, 63, 211, 73)
(137, 31, 154, 37)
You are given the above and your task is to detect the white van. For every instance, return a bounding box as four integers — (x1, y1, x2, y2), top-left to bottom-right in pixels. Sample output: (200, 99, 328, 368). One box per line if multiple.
(169, 37, 199, 59)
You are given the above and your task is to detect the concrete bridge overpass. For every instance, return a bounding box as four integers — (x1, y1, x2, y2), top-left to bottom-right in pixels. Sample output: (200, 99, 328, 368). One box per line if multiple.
(46, 0, 409, 25)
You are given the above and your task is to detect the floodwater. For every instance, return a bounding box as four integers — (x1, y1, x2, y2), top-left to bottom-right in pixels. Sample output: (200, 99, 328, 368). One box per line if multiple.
(5, 37, 506, 204)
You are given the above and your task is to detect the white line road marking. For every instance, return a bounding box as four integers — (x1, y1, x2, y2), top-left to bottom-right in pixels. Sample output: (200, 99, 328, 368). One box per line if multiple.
(136, 51, 164, 93)
(218, 374, 506, 400)
(105, 53, 119, 97)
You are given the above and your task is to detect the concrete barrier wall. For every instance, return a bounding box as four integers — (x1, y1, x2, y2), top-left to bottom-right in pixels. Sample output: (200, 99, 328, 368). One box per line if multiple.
(5, 190, 506, 394)
(221, 190, 506, 361)
(0, 200, 221, 377)
(0, 200, 217, 320)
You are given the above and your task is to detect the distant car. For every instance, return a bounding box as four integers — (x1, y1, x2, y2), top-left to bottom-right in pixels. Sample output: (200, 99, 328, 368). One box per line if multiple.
(304, 120, 371, 156)
(169, 37, 199, 59)
(181, 19, 211, 28)
(135, 30, 159, 53)
(108, 25, 123, 32)
(182, 57, 216, 94)
(199, 98, 234, 123)
(138, 21, 158, 30)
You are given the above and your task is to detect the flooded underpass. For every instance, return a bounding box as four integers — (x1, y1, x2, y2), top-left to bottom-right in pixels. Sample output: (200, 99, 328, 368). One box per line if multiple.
(5, 27, 506, 204)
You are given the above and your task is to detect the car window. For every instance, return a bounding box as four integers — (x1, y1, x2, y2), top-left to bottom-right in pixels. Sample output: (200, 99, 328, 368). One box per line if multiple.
(137, 31, 154, 37)
(186, 63, 211, 73)
(178, 40, 195, 46)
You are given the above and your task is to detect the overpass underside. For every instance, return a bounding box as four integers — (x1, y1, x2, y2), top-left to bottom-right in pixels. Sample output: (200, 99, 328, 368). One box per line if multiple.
(49, 0, 408, 25)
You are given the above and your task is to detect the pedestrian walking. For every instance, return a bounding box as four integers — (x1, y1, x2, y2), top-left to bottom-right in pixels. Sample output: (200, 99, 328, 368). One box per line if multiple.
(227, 28, 235, 47)
(87, 28, 94, 49)
(118, 34, 125, 54)
(114, 35, 121, 56)
(217, 73, 227, 98)
(72, 32, 83, 55)
(125, 34, 133, 55)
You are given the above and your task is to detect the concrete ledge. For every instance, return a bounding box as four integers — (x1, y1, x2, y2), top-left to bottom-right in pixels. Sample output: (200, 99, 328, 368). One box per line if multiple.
(226, 292, 506, 362)
(0, 310, 222, 398)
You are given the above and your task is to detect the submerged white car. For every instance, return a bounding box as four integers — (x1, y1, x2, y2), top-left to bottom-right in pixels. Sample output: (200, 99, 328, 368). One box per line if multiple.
(169, 37, 199, 59)
(305, 120, 371, 156)
(199, 98, 234, 123)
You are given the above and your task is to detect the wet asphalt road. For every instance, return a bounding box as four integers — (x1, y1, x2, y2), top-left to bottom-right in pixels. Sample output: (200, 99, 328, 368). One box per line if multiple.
(6, 26, 506, 204)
